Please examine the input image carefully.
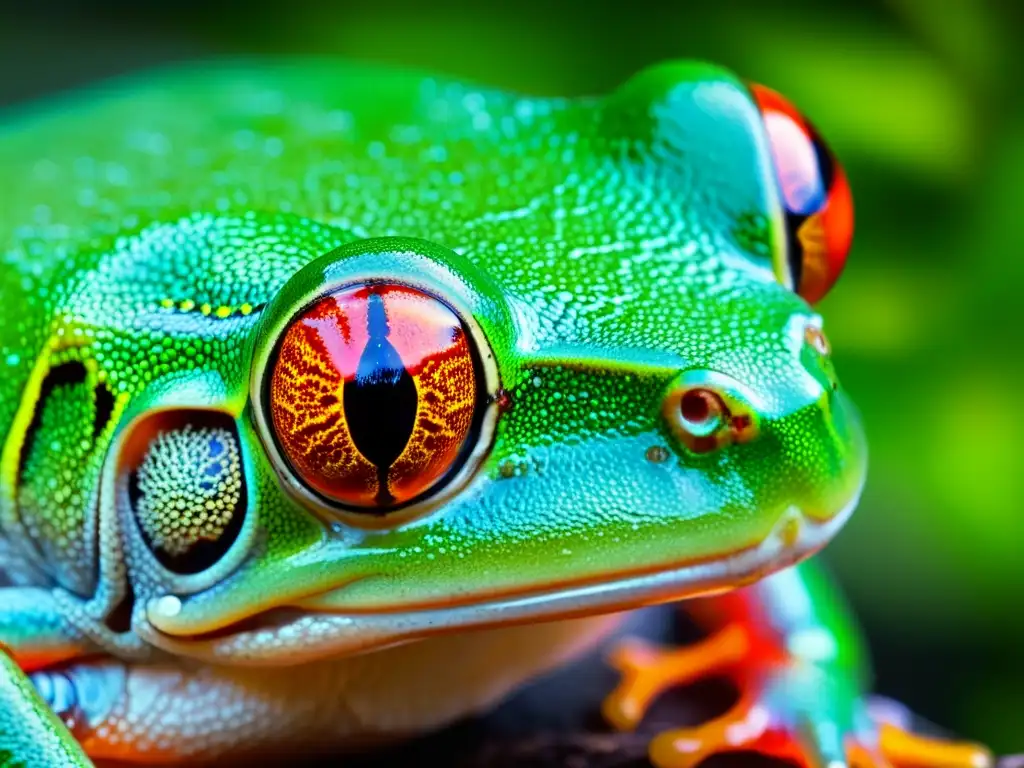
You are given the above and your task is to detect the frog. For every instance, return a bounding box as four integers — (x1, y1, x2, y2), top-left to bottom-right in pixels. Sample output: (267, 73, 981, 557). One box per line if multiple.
(0, 57, 994, 768)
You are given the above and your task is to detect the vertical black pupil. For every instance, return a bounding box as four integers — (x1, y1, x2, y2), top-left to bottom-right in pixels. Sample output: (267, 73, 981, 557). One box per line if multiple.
(342, 291, 419, 506)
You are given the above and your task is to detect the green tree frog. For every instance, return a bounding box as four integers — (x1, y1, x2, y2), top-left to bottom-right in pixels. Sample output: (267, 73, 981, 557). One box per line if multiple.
(0, 58, 993, 767)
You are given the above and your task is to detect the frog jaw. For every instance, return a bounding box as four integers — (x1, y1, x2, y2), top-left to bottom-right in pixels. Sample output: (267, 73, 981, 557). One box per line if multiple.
(137, 377, 866, 666)
(130, 277, 865, 665)
(140, 490, 862, 668)
(138, 482, 861, 666)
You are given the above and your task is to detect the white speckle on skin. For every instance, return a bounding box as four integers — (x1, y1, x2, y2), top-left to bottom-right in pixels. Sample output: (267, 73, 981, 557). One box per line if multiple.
(152, 595, 182, 618)
(787, 627, 839, 663)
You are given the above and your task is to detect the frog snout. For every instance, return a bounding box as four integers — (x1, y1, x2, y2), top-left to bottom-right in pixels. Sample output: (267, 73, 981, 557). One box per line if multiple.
(661, 369, 762, 454)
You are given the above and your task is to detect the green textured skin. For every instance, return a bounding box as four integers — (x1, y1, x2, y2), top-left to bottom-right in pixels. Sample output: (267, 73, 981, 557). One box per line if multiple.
(0, 58, 876, 764)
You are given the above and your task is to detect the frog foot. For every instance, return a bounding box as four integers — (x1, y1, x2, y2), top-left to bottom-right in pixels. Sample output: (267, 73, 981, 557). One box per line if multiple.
(601, 624, 992, 768)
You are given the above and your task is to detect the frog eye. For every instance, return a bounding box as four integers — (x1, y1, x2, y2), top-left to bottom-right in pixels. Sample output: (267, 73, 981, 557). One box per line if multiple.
(265, 282, 486, 521)
(751, 83, 854, 304)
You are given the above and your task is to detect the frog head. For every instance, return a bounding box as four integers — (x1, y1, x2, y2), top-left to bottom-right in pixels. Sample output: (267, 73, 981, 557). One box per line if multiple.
(64, 61, 864, 663)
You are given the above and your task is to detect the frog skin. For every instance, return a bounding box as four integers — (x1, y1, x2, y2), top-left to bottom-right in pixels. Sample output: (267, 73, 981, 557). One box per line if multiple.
(0, 58, 993, 768)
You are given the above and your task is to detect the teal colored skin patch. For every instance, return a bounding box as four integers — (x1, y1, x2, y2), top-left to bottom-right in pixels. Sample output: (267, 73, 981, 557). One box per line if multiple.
(0, 58, 959, 768)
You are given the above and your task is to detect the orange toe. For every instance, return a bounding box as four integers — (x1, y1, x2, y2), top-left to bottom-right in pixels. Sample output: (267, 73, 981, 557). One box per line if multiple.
(647, 690, 770, 768)
(602, 624, 750, 732)
(878, 724, 993, 768)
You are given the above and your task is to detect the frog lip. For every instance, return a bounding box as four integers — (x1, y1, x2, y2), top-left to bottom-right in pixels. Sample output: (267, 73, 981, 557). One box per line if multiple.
(139, 487, 862, 666)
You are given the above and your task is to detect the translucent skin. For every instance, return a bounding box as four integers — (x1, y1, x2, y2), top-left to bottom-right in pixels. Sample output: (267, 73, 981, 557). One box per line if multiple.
(0, 59, 987, 766)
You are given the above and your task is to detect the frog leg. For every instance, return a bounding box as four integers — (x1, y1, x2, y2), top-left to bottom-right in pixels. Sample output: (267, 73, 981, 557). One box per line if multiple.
(602, 560, 993, 768)
(0, 587, 144, 767)
(0, 587, 116, 767)
(0, 646, 94, 767)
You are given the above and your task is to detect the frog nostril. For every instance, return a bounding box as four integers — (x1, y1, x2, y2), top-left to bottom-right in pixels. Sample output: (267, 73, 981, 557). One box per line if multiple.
(804, 325, 832, 357)
(803, 325, 839, 392)
(662, 372, 762, 454)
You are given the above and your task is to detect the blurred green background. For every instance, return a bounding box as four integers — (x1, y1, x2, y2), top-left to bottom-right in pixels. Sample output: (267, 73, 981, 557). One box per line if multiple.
(1, 0, 1021, 753)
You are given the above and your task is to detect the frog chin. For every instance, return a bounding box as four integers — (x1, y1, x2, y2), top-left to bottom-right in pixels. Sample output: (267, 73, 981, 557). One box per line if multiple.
(138, 485, 862, 667)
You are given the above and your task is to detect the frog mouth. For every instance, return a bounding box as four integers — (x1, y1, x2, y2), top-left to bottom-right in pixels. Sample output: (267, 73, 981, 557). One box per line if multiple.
(138, 490, 861, 666)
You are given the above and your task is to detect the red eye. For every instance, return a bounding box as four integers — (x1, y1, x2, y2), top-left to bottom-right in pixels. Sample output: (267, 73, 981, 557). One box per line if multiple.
(751, 83, 854, 304)
(268, 283, 481, 513)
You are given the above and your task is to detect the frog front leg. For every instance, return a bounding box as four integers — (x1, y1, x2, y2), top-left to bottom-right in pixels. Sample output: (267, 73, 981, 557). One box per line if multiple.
(0, 587, 105, 767)
(603, 561, 992, 768)
(0, 646, 93, 767)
